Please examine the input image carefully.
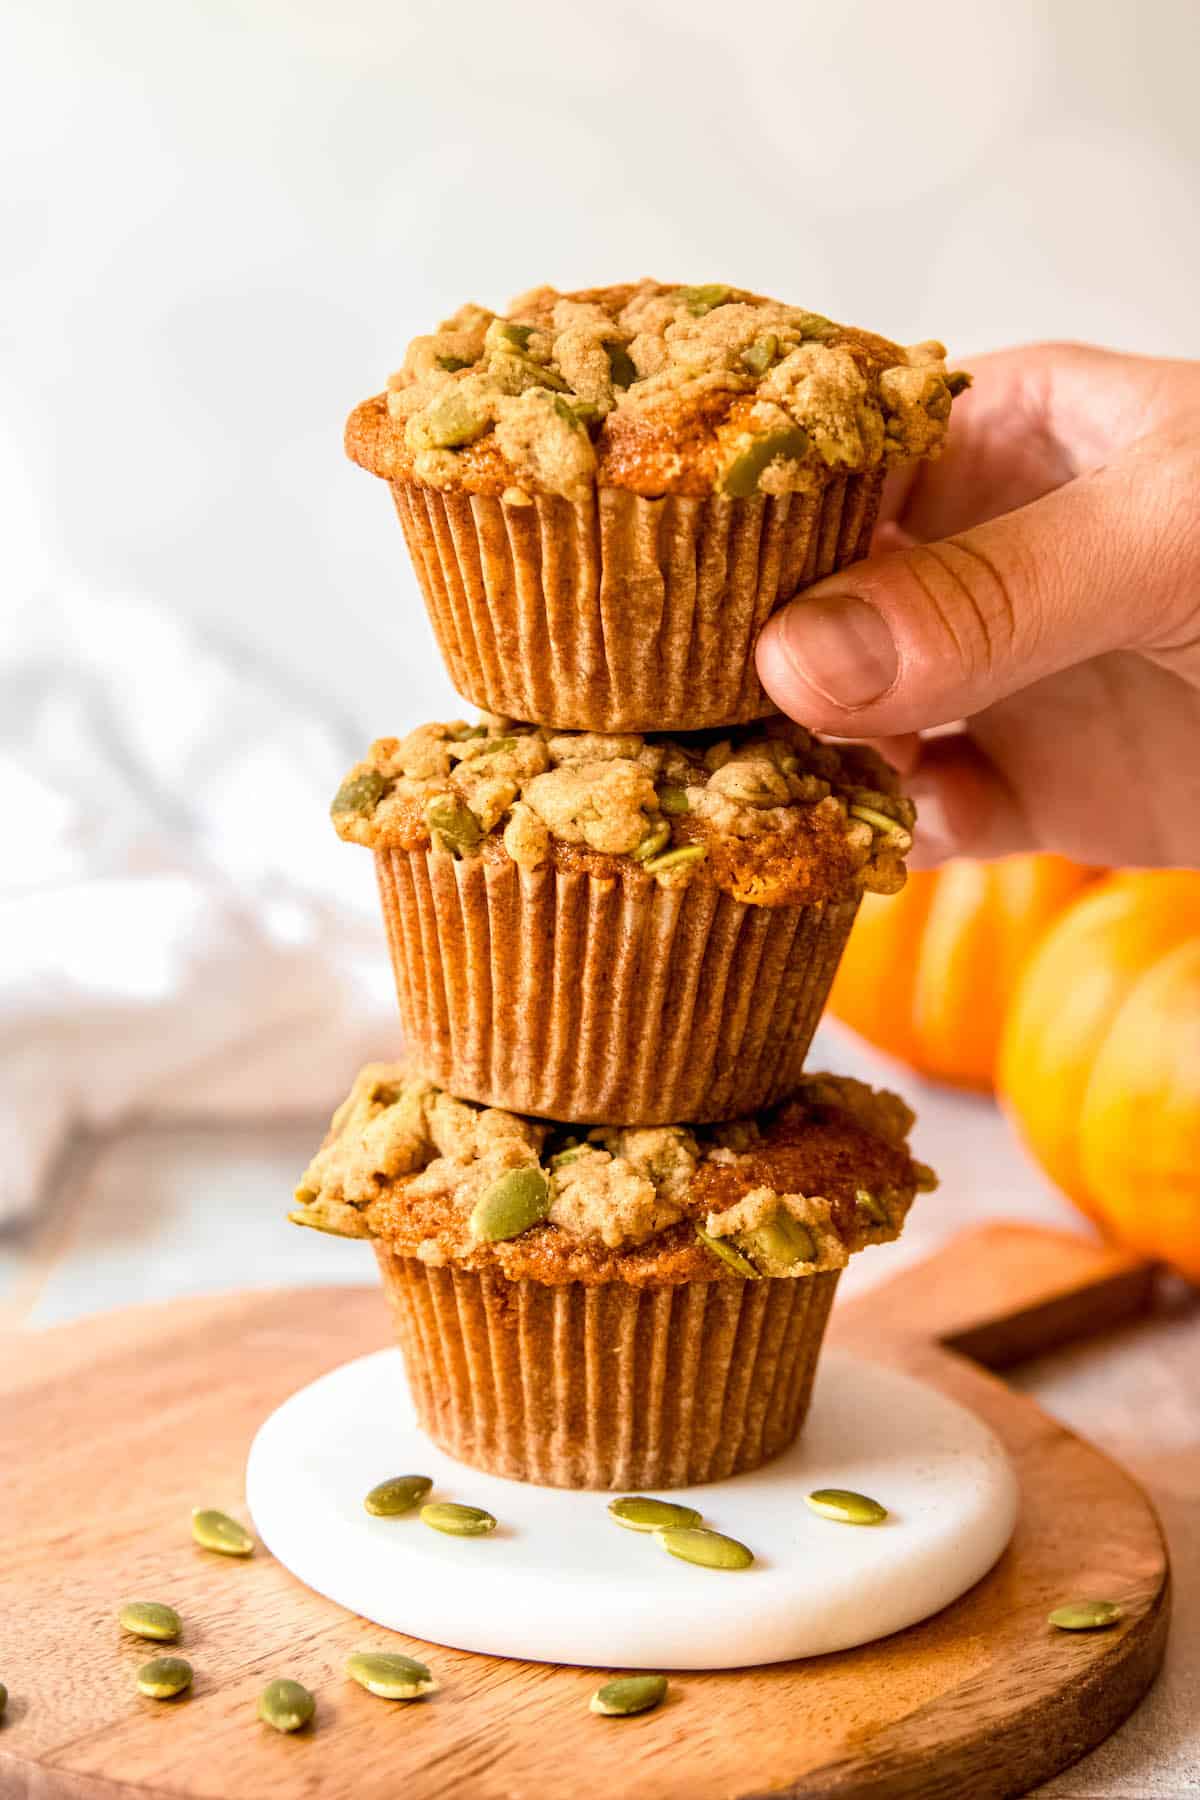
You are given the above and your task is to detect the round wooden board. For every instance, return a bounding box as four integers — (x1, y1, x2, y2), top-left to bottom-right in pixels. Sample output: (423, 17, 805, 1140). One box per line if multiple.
(0, 1225, 1169, 1800)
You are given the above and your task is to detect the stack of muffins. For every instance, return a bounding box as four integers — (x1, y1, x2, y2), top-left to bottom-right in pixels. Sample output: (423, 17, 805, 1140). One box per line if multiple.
(292, 281, 964, 1490)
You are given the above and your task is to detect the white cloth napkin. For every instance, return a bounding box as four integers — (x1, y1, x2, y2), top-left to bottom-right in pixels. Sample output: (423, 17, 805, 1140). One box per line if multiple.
(1, 587, 400, 1223)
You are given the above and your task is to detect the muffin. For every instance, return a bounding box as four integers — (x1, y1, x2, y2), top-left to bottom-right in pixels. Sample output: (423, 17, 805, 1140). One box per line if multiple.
(346, 280, 968, 732)
(291, 1065, 935, 1488)
(332, 715, 914, 1124)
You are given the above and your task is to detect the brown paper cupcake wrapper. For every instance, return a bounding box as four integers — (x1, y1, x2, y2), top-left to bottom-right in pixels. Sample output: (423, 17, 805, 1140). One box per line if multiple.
(390, 473, 884, 732)
(377, 1247, 840, 1489)
(376, 847, 860, 1124)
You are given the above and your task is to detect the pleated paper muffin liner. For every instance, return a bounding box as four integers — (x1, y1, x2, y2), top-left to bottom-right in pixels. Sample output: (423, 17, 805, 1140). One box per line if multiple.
(375, 845, 860, 1124)
(377, 1247, 840, 1489)
(390, 472, 884, 733)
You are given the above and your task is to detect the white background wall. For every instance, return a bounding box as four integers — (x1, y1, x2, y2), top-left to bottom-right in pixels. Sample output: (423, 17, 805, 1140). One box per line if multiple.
(4, 0, 1198, 731)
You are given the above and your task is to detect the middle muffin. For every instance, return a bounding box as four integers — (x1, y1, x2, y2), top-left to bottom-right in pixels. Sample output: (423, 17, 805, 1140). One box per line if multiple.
(332, 715, 914, 1123)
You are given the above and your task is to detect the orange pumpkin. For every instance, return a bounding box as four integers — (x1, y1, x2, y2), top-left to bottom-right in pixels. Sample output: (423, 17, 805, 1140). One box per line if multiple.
(998, 871, 1200, 1279)
(828, 855, 1096, 1088)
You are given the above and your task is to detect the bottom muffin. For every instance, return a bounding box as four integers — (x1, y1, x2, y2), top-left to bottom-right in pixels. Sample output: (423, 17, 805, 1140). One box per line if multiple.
(291, 1067, 935, 1488)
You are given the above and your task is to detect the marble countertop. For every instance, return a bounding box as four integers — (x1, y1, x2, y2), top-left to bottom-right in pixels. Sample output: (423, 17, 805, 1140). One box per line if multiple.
(3, 1024, 1197, 1796)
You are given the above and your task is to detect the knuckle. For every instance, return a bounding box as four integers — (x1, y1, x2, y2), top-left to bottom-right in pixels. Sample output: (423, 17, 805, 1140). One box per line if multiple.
(902, 537, 1027, 681)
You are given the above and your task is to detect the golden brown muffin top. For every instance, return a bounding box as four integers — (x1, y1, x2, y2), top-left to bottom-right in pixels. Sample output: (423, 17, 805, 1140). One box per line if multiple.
(331, 716, 914, 905)
(290, 1065, 935, 1288)
(346, 280, 969, 502)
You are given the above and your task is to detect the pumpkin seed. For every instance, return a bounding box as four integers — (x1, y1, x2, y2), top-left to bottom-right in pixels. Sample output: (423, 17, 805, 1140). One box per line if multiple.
(590, 1673, 668, 1717)
(551, 1144, 589, 1168)
(331, 770, 387, 817)
(695, 1225, 761, 1279)
(466, 734, 518, 759)
(426, 795, 483, 857)
(741, 333, 778, 376)
(795, 311, 836, 340)
(677, 283, 731, 316)
(658, 785, 690, 814)
(435, 354, 472, 372)
(806, 1488, 889, 1526)
(605, 342, 638, 388)
(855, 1187, 889, 1225)
(493, 352, 569, 394)
(655, 1526, 754, 1571)
(643, 844, 708, 876)
(364, 1474, 433, 1517)
(119, 1601, 182, 1643)
(608, 1496, 703, 1533)
(259, 1678, 315, 1733)
(288, 1199, 371, 1239)
(449, 723, 488, 742)
(742, 1210, 815, 1269)
(547, 395, 584, 432)
(346, 1651, 438, 1700)
(848, 802, 910, 840)
(471, 1168, 550, 1242)
(496, 321, 534, 351)
(136, 1656, 193, 1700)
(423, 389, 491, 449)
(191, 1508, 255, 1557)
(723, 426, 810, 499)
(1048, 1600, 1123, 1632)
(421, 1501, 497, 1537)
(632, 822, 672, 862)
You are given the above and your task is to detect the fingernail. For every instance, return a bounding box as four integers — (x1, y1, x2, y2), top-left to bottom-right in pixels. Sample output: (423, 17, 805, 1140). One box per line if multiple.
(774, 595, 898, 709)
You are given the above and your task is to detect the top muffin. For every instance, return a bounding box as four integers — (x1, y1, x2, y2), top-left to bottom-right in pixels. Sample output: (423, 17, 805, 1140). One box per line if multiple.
(347, 280, 968, 504)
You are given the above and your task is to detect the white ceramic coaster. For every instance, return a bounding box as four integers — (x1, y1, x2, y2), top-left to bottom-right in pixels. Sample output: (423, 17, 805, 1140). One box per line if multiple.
(246, 1346, 1018, 1670)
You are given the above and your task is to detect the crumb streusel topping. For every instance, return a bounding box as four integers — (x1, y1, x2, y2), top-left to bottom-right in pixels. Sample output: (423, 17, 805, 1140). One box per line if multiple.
(290, 1065, 935, 1287)
(347, 280, 969, 502)
(331, 716, 914, 905)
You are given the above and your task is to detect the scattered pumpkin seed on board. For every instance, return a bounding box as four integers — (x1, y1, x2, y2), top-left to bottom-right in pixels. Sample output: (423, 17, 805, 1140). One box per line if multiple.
(1048, 1599, 1123, 1631)
(136, 1657, 193, 1700)
(608, 1496, 703, 1533)
(421, 1501, 497, 1537)
(259, 1678, 315, 1733)
(192, 1508, 255, 1556)
(364, 1474, 433, 1517)
(655, 1527, 754, 1571)
(590, 1674, 668, 1717)
(118, 1600, 182, 1642)
(806, 1488, 889, 1526)
(346, 1651, 438, 1700)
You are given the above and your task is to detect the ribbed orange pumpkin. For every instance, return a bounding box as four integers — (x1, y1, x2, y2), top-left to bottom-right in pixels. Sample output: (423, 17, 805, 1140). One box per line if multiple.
(828, 855, 1096, 1088)
(998, 871, 1200, 1280)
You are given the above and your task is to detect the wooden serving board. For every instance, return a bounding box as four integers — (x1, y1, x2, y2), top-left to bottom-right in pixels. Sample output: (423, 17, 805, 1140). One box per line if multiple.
(0, 1224, 1168, 1800)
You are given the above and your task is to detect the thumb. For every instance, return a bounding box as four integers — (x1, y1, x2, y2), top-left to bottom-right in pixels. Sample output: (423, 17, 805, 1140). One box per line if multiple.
(755, 444, 1200, 736)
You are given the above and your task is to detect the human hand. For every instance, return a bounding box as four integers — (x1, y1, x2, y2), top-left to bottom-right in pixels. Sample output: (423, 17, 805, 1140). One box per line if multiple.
(755, 343, 1200, 867)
